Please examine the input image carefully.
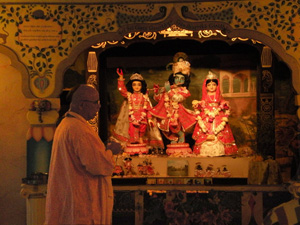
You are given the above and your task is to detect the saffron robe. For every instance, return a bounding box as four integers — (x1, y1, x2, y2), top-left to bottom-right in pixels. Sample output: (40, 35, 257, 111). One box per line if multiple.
(45, 111, 115, 225)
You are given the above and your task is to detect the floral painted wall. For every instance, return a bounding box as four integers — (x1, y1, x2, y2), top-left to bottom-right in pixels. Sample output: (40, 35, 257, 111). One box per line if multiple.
(0, 1, 299, 97)
(0, 1, 300, 224)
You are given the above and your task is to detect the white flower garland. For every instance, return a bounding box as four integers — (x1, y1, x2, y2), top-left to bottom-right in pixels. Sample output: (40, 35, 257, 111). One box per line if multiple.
(195, 103, 230, 135)
(127, 92, 148, 124)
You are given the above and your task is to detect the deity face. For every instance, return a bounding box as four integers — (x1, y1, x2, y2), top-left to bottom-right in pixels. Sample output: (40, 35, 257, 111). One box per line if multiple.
(206, 81, 217, 93)
(132, 81, 142, 92)
(174, 74, 185, 86)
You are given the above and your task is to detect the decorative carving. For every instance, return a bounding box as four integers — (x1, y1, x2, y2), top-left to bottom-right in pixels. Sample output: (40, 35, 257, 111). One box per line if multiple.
(261, 46, 272, 68)
(87, 74, 99, 133)
(262, 70, 273, 93)
(159, 25, 193, 37)
(260, 94, 274, 127)
(30, 99, 52, 123)
(198, 30, 226, 38)
(87, 51, 98, 72)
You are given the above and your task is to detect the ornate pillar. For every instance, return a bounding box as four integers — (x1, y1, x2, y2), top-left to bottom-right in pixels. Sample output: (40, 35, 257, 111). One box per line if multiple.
(20, 184, 47, 225)
(257, 46, 275, 158)
(26, 98, 59, 176)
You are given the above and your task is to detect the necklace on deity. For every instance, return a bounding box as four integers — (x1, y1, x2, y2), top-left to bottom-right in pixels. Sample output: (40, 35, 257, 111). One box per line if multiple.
(208, 93, 215, 101)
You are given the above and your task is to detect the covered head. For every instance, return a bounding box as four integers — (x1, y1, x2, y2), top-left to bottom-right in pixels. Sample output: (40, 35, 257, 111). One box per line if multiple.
(70, 84, 100, 120)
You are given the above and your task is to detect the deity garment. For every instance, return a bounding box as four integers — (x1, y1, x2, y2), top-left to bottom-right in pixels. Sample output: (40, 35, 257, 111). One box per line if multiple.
(192, 72, 238, 156)
(112, 72, 163, 149)
(150, 60, 196, 143)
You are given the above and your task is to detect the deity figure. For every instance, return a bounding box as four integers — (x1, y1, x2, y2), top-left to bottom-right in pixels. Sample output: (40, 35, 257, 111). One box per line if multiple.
(150, 53, 196, 144)
(192, 71, 238, 157)
(112, 69, 163, 152)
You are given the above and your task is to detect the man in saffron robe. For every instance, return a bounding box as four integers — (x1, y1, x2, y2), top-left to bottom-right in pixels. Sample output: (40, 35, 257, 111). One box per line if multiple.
(45, 84, 122, 225)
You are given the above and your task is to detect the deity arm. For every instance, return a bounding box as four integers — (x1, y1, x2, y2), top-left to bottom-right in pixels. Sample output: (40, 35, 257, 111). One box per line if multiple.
(178, 87, 191, 99)
(220, 100, 231, 116)
(117, 77, 128, 98)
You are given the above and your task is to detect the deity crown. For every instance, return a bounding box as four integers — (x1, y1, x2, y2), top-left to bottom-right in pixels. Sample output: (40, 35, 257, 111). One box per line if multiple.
(130, 73, 144, 81)
(206, 71, 218, 80)
(173, 61, 191, 76)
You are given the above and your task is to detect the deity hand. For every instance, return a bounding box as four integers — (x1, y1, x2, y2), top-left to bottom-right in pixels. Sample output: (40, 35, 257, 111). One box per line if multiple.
(164, 81, 171, 92)
(148, 119, 155, 127)
(220, 101, 230, 110)
(199, 100, 206, 108)
(192, 100, 200, 108)
(153, 84, 160, 94)
(116, 68, 123, 78)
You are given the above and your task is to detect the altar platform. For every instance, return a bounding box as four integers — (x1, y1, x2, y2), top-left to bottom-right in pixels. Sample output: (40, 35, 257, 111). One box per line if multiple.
(114, 155, 252, 178)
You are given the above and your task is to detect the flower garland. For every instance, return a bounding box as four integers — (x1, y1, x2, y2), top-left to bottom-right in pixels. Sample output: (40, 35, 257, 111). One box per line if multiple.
(195, 111, 207, 133)
(127, 92, 148, 124)
(195, 101, 230, 135)
(214, 117, 228, 135)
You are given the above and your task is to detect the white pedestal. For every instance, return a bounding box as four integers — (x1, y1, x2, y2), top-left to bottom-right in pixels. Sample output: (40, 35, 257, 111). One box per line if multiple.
(20, 184, 47, 225)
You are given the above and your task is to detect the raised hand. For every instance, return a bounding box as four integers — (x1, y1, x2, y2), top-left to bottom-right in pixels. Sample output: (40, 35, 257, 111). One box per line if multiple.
(116, 68, 123, 78)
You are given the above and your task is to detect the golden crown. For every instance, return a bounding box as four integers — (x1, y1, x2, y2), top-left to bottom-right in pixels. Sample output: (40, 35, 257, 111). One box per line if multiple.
(130, 73, 144, 81)
(206, 71, 218, 80)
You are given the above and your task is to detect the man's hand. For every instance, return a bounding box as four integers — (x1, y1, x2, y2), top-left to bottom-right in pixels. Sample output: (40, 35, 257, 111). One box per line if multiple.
(106, 141, 123, 155)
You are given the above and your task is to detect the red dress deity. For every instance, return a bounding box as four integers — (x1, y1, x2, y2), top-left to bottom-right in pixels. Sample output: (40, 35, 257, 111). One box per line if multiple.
(192, 72, 238, 156)
(150, 60, 196, 143)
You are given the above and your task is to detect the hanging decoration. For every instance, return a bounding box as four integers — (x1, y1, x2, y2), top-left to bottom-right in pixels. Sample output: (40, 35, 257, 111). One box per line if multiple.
(30, 99, 52, 123)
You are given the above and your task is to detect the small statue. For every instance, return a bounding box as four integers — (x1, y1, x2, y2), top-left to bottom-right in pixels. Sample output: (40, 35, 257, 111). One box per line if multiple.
(204, 164, 215, 177)
(194, 162, 205, 177)
(123, 157, 136, 176)
(112, 69, 163, 154)
(112, 165, 124, 177)
(221, 165, 231, 177)
(150, 52, 196, 144)
(192, 71, 238, 157)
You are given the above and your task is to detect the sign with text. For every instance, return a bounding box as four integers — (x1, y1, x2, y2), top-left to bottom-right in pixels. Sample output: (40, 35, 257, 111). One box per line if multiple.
(18, 19, 62, 48)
